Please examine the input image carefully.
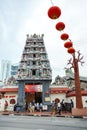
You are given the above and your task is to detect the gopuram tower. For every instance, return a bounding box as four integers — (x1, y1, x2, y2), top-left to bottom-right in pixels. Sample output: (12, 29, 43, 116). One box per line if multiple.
(17, 34, 52, 111)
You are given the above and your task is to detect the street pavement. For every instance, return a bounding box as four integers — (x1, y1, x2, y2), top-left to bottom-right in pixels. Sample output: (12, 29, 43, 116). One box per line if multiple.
(0, 114, 87, 130)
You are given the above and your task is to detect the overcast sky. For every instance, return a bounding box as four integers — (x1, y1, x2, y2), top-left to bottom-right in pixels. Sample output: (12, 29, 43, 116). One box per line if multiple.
(0, 0, 87, 82)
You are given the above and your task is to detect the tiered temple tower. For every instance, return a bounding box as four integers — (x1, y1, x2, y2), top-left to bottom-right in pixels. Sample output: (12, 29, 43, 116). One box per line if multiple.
(17, 34, 52, 111)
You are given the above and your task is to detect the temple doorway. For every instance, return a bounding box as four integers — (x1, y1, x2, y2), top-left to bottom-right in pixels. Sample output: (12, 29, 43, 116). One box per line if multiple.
(25, 92, 42, 104)
(25, 84, 42, 104)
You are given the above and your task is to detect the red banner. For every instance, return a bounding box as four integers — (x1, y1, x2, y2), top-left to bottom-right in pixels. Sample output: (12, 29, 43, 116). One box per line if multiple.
(25, 85, 42, 92)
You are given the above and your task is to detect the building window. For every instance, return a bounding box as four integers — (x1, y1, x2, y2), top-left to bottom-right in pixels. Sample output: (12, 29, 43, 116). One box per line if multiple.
(33, 47, 36, 51)
(33, 54, 36, 58)
(32, 70, 36, 76)
(32, 61, 36, 65)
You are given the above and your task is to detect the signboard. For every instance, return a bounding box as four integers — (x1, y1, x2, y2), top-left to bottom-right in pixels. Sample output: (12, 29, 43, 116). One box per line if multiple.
(42, 105, 48, 110)
(45, 97, 50, 102)
(25, 84, 42, 92)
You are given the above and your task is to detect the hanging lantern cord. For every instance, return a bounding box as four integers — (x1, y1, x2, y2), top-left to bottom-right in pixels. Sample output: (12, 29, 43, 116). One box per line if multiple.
(50, 0, 54, 6)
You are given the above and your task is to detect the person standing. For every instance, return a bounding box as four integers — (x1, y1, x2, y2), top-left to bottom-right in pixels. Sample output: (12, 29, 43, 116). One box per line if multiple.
(71, 99, 74, 108)
(51, 101, 55, 115)
(70, 99, 74, 112)
(39, 103, 43, 112)
(25, 102, 28, 111)
(4, 100, 8, 111)
(61, 99, 64, 111)
(57, 102, 61, 115)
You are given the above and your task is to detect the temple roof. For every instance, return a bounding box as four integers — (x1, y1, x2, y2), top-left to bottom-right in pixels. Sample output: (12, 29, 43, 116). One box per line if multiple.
(66, 90, 87, 97)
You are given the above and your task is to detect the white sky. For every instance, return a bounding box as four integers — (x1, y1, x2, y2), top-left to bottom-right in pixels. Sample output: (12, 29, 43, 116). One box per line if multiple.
(0, 0, 87, 82)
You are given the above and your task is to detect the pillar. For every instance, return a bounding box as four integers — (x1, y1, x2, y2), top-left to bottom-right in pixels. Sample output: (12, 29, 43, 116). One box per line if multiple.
(73, 54, 83, 108)
(42, 81, 51, 110)
(17, 81, 25, 111)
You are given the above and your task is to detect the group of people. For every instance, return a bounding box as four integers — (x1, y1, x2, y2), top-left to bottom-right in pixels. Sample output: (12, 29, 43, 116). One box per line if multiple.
(51, 100, 61, 115)
(25, 100, 43, 112)
(4, 99, 74, 114)
(51, 99, 74, 115)
(61, 99, 74, 112)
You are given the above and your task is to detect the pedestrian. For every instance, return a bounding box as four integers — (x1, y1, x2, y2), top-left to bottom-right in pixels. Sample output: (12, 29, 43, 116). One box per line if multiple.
(36, 102, 40, 111)
(39, 103, 43, 112)
(61, 99, 64, 111)
(51, 101, 55, 115)
(57, 102, 61, 115)
(71, 99, 74, 108)
(4, 100, 8, 111)
(31, 100, 35, 112)
(25, 102, 28, 111)
(28, 102, 32, 112)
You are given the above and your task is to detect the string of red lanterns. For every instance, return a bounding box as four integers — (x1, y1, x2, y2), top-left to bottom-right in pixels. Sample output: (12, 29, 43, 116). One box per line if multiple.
(47, 3, 75, 54)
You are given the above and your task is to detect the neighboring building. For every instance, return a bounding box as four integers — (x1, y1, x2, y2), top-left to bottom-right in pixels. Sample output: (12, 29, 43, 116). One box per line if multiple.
(0, 80, 4, 88)
(0, 85, 18, 111)
(52, 75, 67, 86)
(64, 68, 87, 90)
(53, 69, 87, 90)
(51, 69, 87, 108)
(0, 60, 11, 82)
(50, 85, 69, 103)
(11, 63, 19, 78)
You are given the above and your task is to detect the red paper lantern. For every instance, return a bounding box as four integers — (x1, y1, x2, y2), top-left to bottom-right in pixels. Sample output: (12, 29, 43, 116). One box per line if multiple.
(55, 98, 60, 103)
(55, 22, 65, 31)
(67, 47, 75, 54)
(48, 6, 61, 19)
(64, 41, 73, 48)
(60, 33, 69, 40)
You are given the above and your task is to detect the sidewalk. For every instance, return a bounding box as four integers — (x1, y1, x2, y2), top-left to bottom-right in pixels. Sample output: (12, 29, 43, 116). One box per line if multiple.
(0, 111, 73, 118)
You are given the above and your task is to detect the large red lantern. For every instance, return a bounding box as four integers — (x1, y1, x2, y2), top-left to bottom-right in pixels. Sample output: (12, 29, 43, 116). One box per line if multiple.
(60, 33, 69, 40)
(64, 41, 73, 48)
(67, 47, 75, 54)
(48, 6, 61, 19)
(55, 22, 65, 31)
